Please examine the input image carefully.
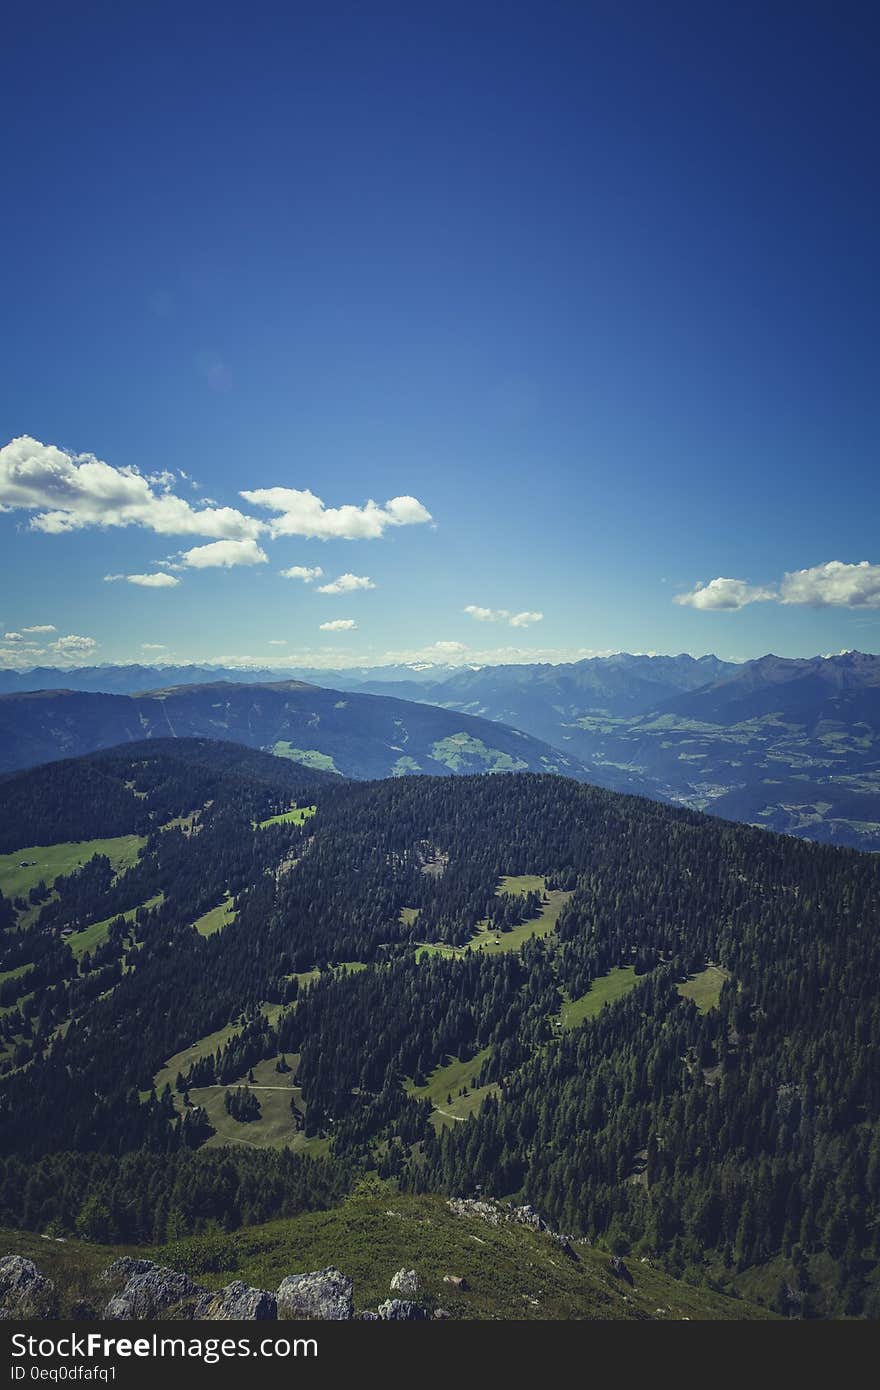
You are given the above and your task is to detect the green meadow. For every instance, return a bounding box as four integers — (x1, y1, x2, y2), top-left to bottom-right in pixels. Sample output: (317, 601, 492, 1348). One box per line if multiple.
(192, 895, 236, 937)
(68, 894, 164, 961)
(418, 876, 571, 960)
(271, 744, 340, 774)
(255, 805, 316, 830)
(558, 966, 641, 1029)
(677, 964, 730, 1013)
(405, 1045, 498, 1128)
(0, 835, 146, 902)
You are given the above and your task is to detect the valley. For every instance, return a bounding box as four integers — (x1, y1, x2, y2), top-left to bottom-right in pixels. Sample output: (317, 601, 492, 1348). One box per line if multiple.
(0, 738, 878, 1318)
(2, 650, 878, 850)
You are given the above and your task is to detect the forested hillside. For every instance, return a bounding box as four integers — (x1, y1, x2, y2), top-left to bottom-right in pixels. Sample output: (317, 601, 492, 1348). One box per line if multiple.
(0, 681, 588, 780)
(1, 743, 878, 1317)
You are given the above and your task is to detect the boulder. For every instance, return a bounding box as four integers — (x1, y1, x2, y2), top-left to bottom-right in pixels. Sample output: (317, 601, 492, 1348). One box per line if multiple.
(276, 1268, 353, 1320)
(389, 1268, 420, 1298)
(193, 1281, 277, 1320)
(376, 1299, 428, 1321)
(104, 1266, 205, 1319)
(442, 1274, 469, 1291)
(0, 1256, 57, 1320)
(609, 1256, 634, 1286)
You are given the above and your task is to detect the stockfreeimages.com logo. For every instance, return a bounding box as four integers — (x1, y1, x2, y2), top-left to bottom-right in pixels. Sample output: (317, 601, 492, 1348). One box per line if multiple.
(11, 1331, 318, 1370)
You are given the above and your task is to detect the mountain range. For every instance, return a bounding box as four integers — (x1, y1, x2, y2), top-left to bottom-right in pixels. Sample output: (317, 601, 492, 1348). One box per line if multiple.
(0, 680, 586, 782)
(1, 650, 878, 848)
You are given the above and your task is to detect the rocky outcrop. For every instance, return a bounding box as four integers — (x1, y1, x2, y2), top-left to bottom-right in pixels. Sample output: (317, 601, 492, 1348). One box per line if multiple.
(445, 1198, 502, 1225)
(389, 1268, 420, 1298)
(104, 1265, 205, 1319)
(510, 1204, 547, 1232)
(276, 1268, 353, 1320)
(376, 1299, 428, 1320)
(0, 1256, 57, 1320)
(193, 1282, 277, 1320)
(446, 1196, 583, 1264)
(99, 1257, 156, 1289)
(609, 1256, 634, 1286)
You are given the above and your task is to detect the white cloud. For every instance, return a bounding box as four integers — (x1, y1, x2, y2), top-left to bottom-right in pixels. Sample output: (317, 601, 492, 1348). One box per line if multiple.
(3, 632, 23, 642)
(50, 634, 97, 657)
(464, 605, 543, 628)
(674, 577, 776, 611)
(268, 639, 287, 645)
(675, 560, 880, 611)
(280, 565, 324, 583)
(317, 573, 376, 594)
(176, 538, 268, 569)
(141, 643, 167, 651)
(0, 435, 262, 539)
(21, 624, 56, 633)
(779, 560, 880, 608)
(319, 618, 358, 631)
(241, 486, 431, 540)
(0, 647, 43, 669)
(105, 572, 181, 588)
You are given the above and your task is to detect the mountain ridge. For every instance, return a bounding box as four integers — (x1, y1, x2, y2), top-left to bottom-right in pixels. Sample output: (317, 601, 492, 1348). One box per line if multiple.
(0, 680, 591, 783)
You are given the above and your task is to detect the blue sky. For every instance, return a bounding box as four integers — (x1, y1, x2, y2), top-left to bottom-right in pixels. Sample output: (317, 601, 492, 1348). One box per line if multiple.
(1, 1, 878, 671)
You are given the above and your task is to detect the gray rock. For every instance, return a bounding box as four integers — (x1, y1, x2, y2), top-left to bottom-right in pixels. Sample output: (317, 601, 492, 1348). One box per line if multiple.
(193, 1281, 277, 1320)
(389, 1268, 420, 1298)
(359, 1311, 381, 1320)
(510, 1204, 548, 1232)
(0, 1256, 57, 1320)
(99, 1257, 156, 1288)
(104, 1266, 204, 1320)
(443, 1274, 469, 1291)
(376, 1299, 428, 1321)
(446, 1198, 502, 1225)
(609, 1256, 634, 1286)
(276, 1268, 353, 1320)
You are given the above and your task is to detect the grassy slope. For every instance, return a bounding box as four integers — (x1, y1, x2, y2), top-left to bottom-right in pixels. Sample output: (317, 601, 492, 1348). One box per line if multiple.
(154, 1021, 246, 1095)
(255, 805, 316, 830)
(677, 965, 730, 1013)
(192, 895, 236, 938)
(405, 1046, 499, 1129)
(0, 835, 146, 902)
(193, 1056, 328, 1157)
(68, 893, 164, 960)
(0, 1193, 772, 1320)
(559, 966, 642, 1029)
(271, 744, 341, 774)
(418, 877, 572, 960)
